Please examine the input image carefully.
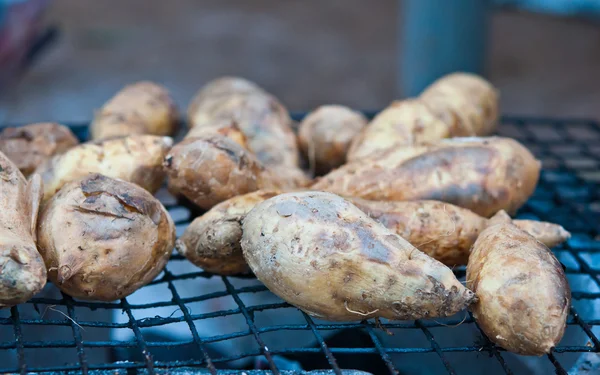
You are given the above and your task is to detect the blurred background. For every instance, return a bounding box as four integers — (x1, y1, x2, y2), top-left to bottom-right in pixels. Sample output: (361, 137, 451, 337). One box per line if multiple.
(1, 1, 600, 374)
(1, 0, 600, 124)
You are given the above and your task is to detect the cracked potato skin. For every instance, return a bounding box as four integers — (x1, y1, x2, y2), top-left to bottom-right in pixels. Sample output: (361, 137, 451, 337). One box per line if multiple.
(313, 137, 540, 217)
(37, 174, 175, 301)
(0, 152, 46, 307)
(298, 105, 367, 175)
(0, 123, 79, 177)
(466, 212, 570, 355)
(241, 191, 476, 321)
(35, 135, 173, 202)
(90, 81, 178, 140)
(176, 190, 281, 275)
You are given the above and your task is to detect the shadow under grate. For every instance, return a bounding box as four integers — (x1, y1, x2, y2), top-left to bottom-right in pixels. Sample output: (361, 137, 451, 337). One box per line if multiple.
(0, 114, 599, 375)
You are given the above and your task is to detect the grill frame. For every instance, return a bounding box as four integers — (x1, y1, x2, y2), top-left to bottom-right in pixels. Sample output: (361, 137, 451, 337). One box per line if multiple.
(0, 113, 599, 375)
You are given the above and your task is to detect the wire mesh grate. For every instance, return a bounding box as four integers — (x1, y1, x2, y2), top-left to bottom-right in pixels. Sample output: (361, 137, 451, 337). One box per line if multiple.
(0, 114, 599, 375)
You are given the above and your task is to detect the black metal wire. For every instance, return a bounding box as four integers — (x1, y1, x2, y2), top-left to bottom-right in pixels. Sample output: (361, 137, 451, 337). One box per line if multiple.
(0, 115, 599, 375)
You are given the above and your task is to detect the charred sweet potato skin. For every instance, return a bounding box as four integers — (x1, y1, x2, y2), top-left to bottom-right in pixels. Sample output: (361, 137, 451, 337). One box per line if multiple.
(37, 174, 175, 301)
(241, 191, 475, 321)
(0, 152, 46, 307)
(313, 137, 540, 217)
(466, 218, 570, 355)
(0, 123, 79, 177)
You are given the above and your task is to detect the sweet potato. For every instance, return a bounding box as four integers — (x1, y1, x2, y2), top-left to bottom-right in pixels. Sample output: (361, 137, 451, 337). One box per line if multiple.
(0, 122, 79, 176)
(165, 134, 308, 210)
(347, 73, 498, 161)
(241, 191, 476, 321)
(176, 190, 281, 275)
(350, 198, 570, 266)
(37, 174, 175, 301)
(90, 81, 178, 140)
(312, 137, 540, 217)
(35, 135, 173, 202)
(187, 76, 265, 118)
(420, 72, 498, 137)
(347, 99, 463, 161)
(178, 193, 569, 274)
(0, 152, 46, 307)
(466, 211, 570, 355)
(188, 78, 300, 168)
(165, 135, 275, 210)
(298, 105, 367, 175)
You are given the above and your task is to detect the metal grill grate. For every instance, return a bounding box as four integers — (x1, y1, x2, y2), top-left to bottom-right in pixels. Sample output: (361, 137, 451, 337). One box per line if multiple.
(1, 114, 599, 375)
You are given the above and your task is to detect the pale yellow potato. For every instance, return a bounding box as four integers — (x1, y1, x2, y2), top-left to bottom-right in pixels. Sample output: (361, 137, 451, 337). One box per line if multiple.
(91, 81, 178, 140)
(467, 211, 570, 356)
(0, 152, 46, 307)
(241, 191, 476, 321)
(298, 105, 367, 174)
(312, 137, 540, 217)
(37, 174, 175, 301)
(35, 135, 173, 202)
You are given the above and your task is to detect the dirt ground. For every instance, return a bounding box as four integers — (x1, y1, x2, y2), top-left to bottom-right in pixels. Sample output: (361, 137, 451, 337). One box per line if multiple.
(3, 0, 600, 123)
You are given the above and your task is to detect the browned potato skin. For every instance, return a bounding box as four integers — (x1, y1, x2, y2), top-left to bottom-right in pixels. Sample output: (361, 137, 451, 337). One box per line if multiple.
(91, 81, 178, 140)
(350, 198, 570, 266)
(0, 152, 46, 307)
(164, 135, 279, 210)
(188, 79, 300, 168)
(0, 123, 79, 177)
(298, 105, 367, 175)
(466, 212, 570, 355)
(35, 135, 173, 202)
(241, 191, 476, 321)
(176, 190, 281, 275)
(312, 137, 540, 217)
(420, 72, 498, 137)
(37, 174, 175, 301)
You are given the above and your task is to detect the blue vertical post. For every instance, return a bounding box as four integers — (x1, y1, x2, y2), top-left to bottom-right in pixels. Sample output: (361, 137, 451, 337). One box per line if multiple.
(399, 0, 492, 97)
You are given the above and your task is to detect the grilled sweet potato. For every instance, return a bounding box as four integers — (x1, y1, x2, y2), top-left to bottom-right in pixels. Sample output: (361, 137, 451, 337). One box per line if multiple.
(35, 135, 172, 202)
(188, 77, 300, 169)
(298, 105, 367, 175)
(37, 174, 175, 301)
(176, 190, 281, 275)
(0, 123, 79, 176)
(350, 199, 570, 266)
(241, 191, 476, 321)
(0, 152, 46, 307)
(90, 81, 178, 140)
(313, 137, 540, 217)
(466, 211, 570, 355)
(177, 193, 570, 274)
(348, 72, 498, 161)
